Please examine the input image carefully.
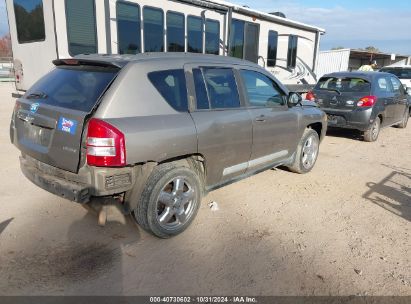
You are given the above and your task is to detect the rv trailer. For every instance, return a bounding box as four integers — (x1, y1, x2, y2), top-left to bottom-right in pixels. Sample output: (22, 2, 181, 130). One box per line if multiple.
(6, 0, 325, 93)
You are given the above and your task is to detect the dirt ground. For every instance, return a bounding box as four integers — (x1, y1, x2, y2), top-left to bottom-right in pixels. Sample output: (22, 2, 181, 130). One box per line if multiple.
(0, 82, 410, 296)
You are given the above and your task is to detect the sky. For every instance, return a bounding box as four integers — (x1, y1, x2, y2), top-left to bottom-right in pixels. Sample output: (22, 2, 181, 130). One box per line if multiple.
(230, 0, 411, 55)
(0, 0, 410, 54)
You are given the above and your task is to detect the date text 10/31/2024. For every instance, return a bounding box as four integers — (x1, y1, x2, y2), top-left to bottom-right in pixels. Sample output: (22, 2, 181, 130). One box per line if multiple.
(149, 297, 258, 303)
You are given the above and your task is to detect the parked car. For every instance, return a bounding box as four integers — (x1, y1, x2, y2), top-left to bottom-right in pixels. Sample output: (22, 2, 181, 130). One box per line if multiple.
(379, 65, 411, 95)
(10, 53, 327, 238)
(306, 72, 409, 142)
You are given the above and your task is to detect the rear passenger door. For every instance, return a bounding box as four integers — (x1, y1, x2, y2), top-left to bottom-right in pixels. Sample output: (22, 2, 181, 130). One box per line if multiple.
(186, 65, 253, 186)
(389, 76, 408, 121)
(375, 76, 396, 126)
(238, 69, 299, 171)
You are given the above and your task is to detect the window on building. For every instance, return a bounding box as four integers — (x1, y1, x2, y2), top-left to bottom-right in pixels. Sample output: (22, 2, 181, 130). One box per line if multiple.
(240, 70, 285, 107)
(166, 12, 185, 52)
(287, 35, 298, 68)
(202, 68, 240, 109)
(267, 30, 278, 67)
(187, 16, 203, 53)
(244, 23, 259, 63)
(205, 19, 220, 55)
(143, 7, 164, 52)
(14, 0, 45, 43)
(229, 19, 244, 59)
(117, 2, 141, 54)
(66, 0, 97, 55)
(148, 69, 188, 112)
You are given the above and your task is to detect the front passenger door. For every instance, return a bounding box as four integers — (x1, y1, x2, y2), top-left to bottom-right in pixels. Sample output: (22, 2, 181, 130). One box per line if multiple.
(238, 69, 299, 172)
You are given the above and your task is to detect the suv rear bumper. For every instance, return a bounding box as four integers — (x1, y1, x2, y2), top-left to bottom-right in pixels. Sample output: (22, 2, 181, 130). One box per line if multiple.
(20, 155, 135, 203)
(322, 107, 373, 131)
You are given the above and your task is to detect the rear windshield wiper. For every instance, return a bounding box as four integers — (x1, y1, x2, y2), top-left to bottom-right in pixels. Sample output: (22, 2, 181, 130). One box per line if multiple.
(26, 92, 48, 99)
(318, 88, 341, 95)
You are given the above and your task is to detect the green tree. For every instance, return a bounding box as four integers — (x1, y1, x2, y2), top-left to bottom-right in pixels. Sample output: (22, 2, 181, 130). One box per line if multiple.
(364, 46, 380, 53)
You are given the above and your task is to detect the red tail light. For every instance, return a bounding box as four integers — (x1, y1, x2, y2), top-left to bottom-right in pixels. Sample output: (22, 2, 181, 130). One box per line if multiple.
(357, 95, 377, 107)
(306, 90, 316, 101)
(86, 118, 126, 167)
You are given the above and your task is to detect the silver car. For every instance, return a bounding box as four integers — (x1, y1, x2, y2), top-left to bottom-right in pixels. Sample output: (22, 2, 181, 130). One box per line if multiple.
(10, 53, 327, 238)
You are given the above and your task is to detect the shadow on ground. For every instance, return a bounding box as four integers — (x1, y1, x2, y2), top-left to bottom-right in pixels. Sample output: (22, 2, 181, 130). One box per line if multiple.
(0, 218, 13, 236)
(1, 208, 141, 295)
(326, 128, 364, 141)
(363, 166, 411, 222)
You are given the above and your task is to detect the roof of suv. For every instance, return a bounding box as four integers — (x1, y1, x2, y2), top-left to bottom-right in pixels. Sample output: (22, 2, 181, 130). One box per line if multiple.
(56, 53, 254, 69)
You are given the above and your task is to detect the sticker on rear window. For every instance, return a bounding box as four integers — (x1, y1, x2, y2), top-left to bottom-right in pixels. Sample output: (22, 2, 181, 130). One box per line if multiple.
(57, 117, 78, 135)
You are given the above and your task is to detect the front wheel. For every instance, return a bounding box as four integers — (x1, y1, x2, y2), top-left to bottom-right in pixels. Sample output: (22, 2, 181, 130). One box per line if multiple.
(363, 117, 381, 142)
(132, 163, 202, 238)
(287, 128, 320, 174)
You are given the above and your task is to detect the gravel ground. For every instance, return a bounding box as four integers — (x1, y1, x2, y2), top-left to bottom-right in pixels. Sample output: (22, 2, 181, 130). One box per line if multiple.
(0, 82, 410, 296)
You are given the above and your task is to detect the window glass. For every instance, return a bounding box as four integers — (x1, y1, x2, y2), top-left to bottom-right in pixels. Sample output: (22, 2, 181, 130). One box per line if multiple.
(316, 77, 371, 93)
(193, 68, 209, 109)
(229, 19, 244, 59)
(143, 7, 164, 52)
(14, 0, 45, 43)
(187, 16, 203, 53)
(117, 2, 141, 54)
(377, 77, 390, 93)
(25, 66, 118, 112)
(148, 69, 188, 112)
(287, 35, 298, 68)
(240, 70, 284, 107)
(167, 12, 185, 52)
(389, 77, 403, 93)
(267, 31, 278, 67)
(66, 0, 97, 55)
(205, 19, 220, 55)
(244, 23, 259, 63)
(202, 68, 240, 109)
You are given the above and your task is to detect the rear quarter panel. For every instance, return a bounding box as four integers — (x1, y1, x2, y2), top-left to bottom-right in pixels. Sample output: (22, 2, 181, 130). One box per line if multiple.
(94, 60, 198, 164)
(295, 105, 327, 141)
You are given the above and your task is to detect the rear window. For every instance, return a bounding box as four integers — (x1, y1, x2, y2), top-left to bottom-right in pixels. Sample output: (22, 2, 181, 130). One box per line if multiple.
(380, 68, 411, 79)
(24, 66, 118, 112)
(148, 69, 188, 112)
(316, 77, 371, 93)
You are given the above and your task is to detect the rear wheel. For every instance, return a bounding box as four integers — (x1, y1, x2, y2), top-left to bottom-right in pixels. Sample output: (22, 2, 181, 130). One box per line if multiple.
(132, 163, 202, 238)
(363, 117, 381, 142)
(396, 109, 409, 129)
(288, 128, 320, 174)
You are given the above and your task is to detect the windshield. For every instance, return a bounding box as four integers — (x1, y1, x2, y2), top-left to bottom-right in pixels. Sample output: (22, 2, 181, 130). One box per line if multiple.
(380, 68, 411, 79)
(316, 77, 371, 93)
(24, 66, 119, 112)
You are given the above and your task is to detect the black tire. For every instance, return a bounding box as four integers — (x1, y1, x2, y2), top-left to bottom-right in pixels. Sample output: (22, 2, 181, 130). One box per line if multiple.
(396, 108, 409, 129)
(287, 128, 320, 174)
(132, 163, 202, 238)
(363, 117, 381, 142)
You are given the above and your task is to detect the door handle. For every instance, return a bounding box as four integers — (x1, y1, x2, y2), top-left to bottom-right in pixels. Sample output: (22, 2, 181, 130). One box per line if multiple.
(255, 115, 266, 122)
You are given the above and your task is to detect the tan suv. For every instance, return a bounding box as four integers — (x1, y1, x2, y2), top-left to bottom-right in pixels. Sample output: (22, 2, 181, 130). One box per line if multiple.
(10, 53, 327, 238)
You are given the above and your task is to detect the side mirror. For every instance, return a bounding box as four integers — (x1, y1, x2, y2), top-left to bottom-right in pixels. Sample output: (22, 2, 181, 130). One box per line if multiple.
(407, 87, 411, 96)
(288, 92, 302, 107)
